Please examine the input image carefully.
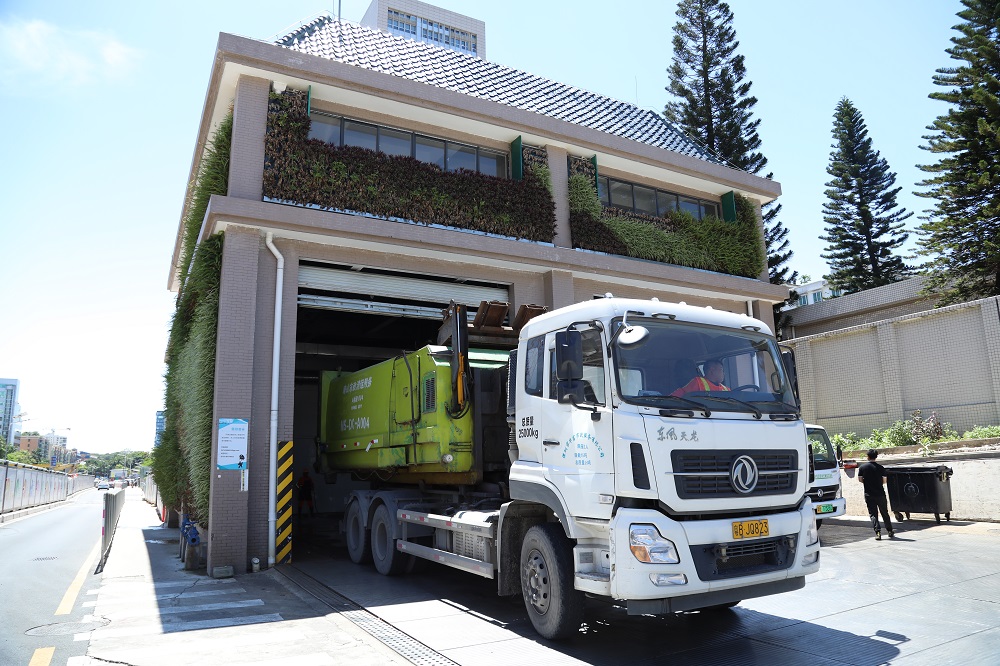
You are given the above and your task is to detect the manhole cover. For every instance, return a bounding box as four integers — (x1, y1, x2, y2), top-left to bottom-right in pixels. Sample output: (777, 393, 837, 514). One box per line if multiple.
(26, 618, 110, 636)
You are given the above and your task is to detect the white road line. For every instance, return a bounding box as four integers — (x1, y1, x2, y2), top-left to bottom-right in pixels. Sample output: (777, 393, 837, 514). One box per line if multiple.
(83, 587, 247, 606)
(94, 598, 265, 618)
(75, 612, 284, 640)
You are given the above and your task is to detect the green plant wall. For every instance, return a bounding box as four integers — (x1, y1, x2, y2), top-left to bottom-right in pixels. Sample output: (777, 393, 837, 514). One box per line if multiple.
(263, 90, 556, 242)
(567, 174, 765, 278)
(155, 112, 231, 522)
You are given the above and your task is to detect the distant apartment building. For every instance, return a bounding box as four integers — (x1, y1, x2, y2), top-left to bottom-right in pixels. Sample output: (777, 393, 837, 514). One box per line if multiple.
(18, 434, 40, 452)
(783, 278, 842, 310)
(361, 0, 484, 57)
(155, 410, 165, 446)
(0, 378, 19, 445)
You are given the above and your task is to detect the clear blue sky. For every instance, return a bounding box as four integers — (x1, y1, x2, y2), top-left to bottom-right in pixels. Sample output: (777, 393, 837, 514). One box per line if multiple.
(0, 0, 963, 454)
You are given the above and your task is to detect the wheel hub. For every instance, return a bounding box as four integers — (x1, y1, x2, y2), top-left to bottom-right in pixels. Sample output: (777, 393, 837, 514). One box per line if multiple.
(524, 548, 550, 614)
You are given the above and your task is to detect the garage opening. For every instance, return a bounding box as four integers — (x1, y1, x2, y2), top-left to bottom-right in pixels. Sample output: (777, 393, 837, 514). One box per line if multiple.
(290, 261, 511, 553)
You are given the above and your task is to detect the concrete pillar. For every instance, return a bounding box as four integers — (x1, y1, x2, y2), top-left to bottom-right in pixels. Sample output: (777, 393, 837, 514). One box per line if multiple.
(981, 297, 1000, 424)
(545, 145, 571, 249)
(544, 269, 574, 310)
(207, 227, 261, 575)
(228, 75, 270, 201)
(876, 322, 905, 422)
(793, 340, 818, 424)
(752, 299, 776, 333)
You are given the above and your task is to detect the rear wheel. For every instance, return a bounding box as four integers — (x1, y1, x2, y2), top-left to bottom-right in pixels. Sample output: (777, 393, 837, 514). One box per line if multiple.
(520, 523, 584, 640)
(371, 503, 411, 576)
(344, 500, 371, 564)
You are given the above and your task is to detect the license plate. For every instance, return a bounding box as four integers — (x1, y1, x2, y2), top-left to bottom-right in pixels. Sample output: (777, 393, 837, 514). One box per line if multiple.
(732, 518, 769, 540)
(816, 503, 836, 514)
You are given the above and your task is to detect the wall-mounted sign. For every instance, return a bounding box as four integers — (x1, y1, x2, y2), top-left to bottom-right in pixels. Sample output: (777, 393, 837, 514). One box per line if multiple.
(217, 418, 249, 471)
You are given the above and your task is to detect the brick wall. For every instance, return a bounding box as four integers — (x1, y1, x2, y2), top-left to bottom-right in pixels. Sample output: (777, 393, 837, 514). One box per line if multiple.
(789, 296, 1000, 438)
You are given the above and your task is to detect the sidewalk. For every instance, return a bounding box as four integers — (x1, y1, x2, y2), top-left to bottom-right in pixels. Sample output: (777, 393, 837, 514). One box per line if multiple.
(81, 489, 409, 666)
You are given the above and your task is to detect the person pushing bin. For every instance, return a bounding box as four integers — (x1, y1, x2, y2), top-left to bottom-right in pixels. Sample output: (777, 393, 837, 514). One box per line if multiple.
(857, 449, 894, 540)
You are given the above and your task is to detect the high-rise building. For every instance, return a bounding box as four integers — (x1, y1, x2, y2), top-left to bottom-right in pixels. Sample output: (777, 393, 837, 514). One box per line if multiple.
(0, 379, 19, 446)
(361, 0, 484, 57)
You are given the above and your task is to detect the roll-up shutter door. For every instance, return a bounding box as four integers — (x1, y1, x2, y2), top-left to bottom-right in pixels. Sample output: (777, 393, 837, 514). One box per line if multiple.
(298, 265, 509, 320)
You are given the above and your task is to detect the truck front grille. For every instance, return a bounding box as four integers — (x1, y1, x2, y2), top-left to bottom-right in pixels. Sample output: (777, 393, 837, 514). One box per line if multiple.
(806, 484, 839, 501)
(691, 536, 795, 581)
(671, 450, 798, 498)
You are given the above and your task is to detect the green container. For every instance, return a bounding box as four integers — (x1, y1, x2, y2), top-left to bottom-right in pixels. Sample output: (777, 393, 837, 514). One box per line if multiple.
(319, 346, 508, 484)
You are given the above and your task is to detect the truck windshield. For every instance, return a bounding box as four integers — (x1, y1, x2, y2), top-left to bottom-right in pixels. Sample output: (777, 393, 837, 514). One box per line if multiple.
(611, 318, 797, 415)
(808, 428, 838, 469)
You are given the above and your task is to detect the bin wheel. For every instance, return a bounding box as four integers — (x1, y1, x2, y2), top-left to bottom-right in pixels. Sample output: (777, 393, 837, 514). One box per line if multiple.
(894, 512, 904, 522)
(946, 512, 951, 522)
(935, 513, 941, 524)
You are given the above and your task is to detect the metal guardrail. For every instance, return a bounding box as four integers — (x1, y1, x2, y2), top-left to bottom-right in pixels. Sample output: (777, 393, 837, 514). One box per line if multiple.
(0, 460, 92, 515)
(99, 488, 126, 571)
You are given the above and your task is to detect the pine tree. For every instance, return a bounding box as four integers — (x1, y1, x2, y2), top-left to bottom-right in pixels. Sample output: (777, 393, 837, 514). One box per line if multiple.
(820, 98, 912, 292)
(665, 0, 797, 321)
(916, 0, 1000, 305)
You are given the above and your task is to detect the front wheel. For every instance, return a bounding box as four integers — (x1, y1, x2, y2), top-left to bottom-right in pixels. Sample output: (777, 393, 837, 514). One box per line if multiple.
(520, 523, 584, 640)
(816, 519, 823, 529)
(371, 503, 411, 576)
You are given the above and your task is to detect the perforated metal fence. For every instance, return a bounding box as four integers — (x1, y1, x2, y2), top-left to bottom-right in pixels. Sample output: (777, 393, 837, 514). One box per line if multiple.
(0, 460, 91, 515)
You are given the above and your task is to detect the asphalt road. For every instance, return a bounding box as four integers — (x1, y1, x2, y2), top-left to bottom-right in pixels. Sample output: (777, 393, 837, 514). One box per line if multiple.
(0, 488, 107, 666)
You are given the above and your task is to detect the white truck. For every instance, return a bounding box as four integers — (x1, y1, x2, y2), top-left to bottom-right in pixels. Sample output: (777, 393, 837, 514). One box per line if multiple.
(319, 297, 820, 639)
(806, 424, 846, 526)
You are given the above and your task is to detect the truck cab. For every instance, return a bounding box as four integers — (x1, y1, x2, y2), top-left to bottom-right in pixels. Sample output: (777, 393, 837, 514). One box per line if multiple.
(806, 424, 846, 526)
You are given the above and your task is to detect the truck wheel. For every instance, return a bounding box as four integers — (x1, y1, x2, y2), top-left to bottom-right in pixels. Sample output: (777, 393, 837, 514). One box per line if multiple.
(344, 500, 371, 564)
(371, 503, 411, 576)
(816, 519, 823, 529)
(520, 523, 584, 640)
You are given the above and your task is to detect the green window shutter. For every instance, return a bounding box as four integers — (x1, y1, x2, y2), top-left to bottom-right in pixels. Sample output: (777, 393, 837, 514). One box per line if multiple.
(591, 155, 598, 190)
(721, 191, 737, 222)
(511, 136, 523, 181)
(306, 85, 312, 115)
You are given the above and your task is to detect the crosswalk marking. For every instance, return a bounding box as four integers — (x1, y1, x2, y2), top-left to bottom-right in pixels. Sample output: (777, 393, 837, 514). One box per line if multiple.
(76, 612, 284, 640)
(83, 586, 247, 606)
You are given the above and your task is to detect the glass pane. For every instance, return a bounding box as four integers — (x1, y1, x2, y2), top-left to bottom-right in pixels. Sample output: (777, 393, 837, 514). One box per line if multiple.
(343, 121, 377, 150)
(447, 143, 477, 172)
(598, 177, 609, 204)
(415, 135, 445, 169)
(679, 197, 701, 218)
(657, 191, 677, 216)
(609, 180, 633, 209)
(634, 186, 656, 215)
(701, 202, 718, 219)
(378, 128, 411, 157)
(478, 151, 507, 178)
(308, 114, 341, 145)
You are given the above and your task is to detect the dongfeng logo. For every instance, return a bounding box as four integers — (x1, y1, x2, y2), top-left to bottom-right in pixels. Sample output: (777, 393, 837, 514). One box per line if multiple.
(730, 455, 759, 494)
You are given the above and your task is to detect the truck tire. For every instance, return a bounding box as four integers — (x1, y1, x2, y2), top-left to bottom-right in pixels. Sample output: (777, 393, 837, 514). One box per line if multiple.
(520, 523, 584, 640)
(344, 500, 372, 564)
(371, 503, 411, 576)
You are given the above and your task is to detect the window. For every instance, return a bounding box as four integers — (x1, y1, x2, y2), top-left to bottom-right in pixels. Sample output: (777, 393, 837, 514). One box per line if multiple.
(798, 295, 808, 306)
(547, 328, 606, 404)
(597, 178, 609, 204)
(812, 292, 823, 303)
(610, 180, 633, 209)
(634, 186, 657, 216)
(597, 176, 719, 220)
(343, 121, 377, 151)
(657, 191, 678, 216)
(378, 128, 411, 157)
(447, 143, 477, 172)
(415, 135, 446, 169)
(678, 197, 701, 217)
(478, 151, 507, 178)
(309, 115, 340, 144)
(524, 336, 545, 397)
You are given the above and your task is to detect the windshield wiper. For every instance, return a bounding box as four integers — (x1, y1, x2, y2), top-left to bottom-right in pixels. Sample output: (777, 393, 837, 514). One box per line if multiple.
(632, 394, 711, 417)
(698, 395, 763, 419)
(747, 399, 801, 420)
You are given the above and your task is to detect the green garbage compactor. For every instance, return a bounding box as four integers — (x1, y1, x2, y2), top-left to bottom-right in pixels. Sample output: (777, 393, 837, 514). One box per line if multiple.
(317, 345, 511, 486)
(885, 464, 954, 523)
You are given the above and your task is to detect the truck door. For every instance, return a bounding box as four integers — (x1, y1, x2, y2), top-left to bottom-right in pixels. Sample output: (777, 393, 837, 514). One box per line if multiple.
(540, 327, 615, 520)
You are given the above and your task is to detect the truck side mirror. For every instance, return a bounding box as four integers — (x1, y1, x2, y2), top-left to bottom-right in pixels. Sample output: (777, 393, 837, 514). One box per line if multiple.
(557, 380, 587, 404)
(780, 346, 800, 406)
(555, 330, 583, 381)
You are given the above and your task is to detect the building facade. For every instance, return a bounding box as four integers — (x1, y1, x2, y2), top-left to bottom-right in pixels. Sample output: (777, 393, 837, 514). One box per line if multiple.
(360, 0, 484, 57)
(170, 10, 788, 574)
(0, 379, 19, 446)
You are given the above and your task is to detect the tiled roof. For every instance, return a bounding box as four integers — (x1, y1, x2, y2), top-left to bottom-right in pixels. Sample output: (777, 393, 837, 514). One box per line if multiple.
(275, 15, 722, 165)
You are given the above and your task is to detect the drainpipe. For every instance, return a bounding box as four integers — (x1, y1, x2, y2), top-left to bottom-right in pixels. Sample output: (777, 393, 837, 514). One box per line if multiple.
(264, 233, 284, 567)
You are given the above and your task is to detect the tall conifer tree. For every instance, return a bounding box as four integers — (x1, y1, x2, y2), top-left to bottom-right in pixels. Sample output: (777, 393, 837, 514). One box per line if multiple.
(820, 98, 912, 292)
(665, 0, 797, 323)
(916, 0, 1000, 304)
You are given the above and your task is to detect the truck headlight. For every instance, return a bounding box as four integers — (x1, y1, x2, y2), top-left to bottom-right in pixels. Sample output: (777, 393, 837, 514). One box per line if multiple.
(629, 525, 680, 564)
(806, 514, 819, 546)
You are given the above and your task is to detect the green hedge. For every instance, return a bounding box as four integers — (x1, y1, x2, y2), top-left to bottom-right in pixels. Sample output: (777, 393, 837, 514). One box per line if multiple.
(154, 112, 231, 522)
(263, 90, 556, 242)
(567, 174, 765, 278)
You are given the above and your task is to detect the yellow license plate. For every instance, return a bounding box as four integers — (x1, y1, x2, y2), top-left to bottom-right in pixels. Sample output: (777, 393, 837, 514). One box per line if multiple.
(732, 518, 769, 540)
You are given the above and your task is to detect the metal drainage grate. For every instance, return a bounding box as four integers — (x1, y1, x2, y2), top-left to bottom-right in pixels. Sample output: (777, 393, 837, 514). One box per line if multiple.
(277, 565, 459, 666)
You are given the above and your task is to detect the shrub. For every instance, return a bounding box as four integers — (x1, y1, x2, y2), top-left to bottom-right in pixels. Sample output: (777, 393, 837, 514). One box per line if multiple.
(962, 424, 1000, 439)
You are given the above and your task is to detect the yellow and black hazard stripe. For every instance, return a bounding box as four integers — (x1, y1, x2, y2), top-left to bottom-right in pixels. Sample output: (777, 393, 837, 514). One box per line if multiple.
(275, 440, 294, 564)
